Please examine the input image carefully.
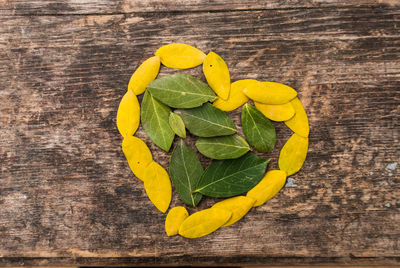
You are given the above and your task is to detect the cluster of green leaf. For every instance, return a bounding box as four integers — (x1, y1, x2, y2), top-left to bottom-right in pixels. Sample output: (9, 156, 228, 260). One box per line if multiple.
(141, 73, 277, 206)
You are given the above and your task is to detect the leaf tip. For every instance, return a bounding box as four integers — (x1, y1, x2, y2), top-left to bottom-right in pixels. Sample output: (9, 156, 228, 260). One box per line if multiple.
(178, 138, 185, 145)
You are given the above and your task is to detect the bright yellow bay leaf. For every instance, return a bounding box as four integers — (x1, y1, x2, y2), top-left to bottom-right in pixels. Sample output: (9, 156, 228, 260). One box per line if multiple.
(203, 52, 231, 100)
(155, 43, 206, 69)
(278, 133, 309, 176)
(254, 101, 295, 122)
(143, 161, 172, 213)
(128, 55, 160, 95)
(179, 208, 232, 238)
(122, 136, 153, 181)
(165, 206, 189, 236)
(243, 81, 297, 104)
(247, 170, 287, 207)
(116, 90, 140, 137)
(212, 196, 255, 227)
(213, 79, 256, 111)
(284, 97, 309, 137)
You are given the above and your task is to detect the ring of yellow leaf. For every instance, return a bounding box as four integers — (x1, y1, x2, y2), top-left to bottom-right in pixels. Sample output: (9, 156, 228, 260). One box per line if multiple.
(116, 43, 310, 239)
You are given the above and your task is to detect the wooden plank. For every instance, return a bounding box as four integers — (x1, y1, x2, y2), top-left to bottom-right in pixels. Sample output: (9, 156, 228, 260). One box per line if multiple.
(1, 0, 400, 15)
(246, 266, 400, 268)
(0, 6, 399, 266)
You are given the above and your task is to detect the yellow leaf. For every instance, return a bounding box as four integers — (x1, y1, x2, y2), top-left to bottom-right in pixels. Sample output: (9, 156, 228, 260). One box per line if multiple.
(284, 97, 309, 137)
(143, 161, 172, 213)
(243, 81, 297, 104)
(122, 136, 153, 181)
(203, 52, 231, 100)
(128, 55, 160, 95)
(254, 101, 295, 122)
(179, 208, 232, 238)
(212, 196, 255, 227)
(116, 90, 140, 137)
(278, 133, 309, 176)
(165, 206, 189, 236)
(247, 170, 287, 207)
(213, 79, 255, 111)
(155, 43, 206, 69)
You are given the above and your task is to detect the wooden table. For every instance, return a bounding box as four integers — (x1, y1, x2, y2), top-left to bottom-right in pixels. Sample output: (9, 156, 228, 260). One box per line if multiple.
(1, 1, 399, 266)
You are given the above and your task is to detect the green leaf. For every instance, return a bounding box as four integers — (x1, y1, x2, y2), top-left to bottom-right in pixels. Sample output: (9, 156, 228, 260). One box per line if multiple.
(175, 103, 237, 137)
(147, 74, 217, 108)
(196, 134, 250, 159)
(141, 90, 175, 152)
(169, 112, 186, 138)
(194, 152, 269, 197)
(169, 139, 203, 207)
(241, 104, 276, 153)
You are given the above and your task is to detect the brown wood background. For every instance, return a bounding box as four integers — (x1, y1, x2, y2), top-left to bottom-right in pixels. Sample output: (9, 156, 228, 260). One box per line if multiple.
(0, 0, 399, 266)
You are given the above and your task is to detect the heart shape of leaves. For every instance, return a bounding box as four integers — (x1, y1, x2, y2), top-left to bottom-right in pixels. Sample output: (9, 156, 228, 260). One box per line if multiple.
(116, 43, 310, 239)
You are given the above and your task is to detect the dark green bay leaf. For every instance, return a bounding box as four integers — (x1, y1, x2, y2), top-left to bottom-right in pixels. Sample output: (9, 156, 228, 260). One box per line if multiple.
(169, 139, 203, 206)
(195, 134, 250, 160)
(175, 103, 236, 137)
(147, 74, 217, 108)
(241, 104, 276, 153)
(194, 152, 269, 198)
(169, 112, 186, 138)
(141, 90, 175, 152)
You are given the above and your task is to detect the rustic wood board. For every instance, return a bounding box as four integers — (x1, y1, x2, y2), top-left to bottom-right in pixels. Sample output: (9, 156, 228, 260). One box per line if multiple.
(1, 0, 399, 15)
(0, 1, 399, 266)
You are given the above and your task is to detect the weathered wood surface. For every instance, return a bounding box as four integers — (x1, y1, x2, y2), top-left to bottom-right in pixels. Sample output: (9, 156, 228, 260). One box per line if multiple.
(0, 1, 399, 266)
(1, 0, 399, 15)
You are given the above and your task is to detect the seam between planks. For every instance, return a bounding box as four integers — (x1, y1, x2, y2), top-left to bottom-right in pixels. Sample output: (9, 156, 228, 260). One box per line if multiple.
(1, 5, 398, 17)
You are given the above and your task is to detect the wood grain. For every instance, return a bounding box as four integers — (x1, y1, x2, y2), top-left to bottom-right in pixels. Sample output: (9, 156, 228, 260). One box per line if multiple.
(1, 0, 400, 15)
(0, 3, 399, 267)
